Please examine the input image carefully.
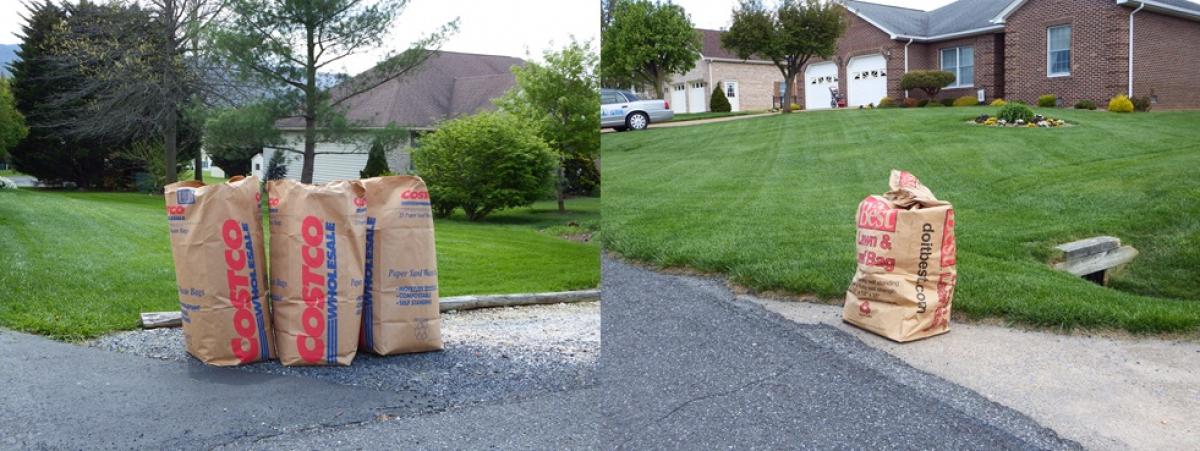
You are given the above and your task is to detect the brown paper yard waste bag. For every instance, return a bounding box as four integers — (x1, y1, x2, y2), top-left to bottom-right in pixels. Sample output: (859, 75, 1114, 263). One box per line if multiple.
(359, 176, 443, 355)
(843, 170, 957, 342)
(164, 176, 274, 366)
(268, 179, 367, 366)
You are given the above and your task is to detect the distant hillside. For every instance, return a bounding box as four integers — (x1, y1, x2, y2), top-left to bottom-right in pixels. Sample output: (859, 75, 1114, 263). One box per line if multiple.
(0, 44, 18, 77)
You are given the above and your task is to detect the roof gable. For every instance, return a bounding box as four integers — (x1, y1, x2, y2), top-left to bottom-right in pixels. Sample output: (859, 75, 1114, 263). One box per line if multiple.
(838, 0, 1016, 41)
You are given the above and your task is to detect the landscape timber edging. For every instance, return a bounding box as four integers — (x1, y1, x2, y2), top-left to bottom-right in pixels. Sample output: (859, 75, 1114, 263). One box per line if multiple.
(139, 289, 601, 329)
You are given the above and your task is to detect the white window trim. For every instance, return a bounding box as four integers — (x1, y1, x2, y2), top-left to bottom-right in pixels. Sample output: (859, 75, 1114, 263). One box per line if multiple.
(940, 46, 975, 88)
(1047, 25, 1072, 78)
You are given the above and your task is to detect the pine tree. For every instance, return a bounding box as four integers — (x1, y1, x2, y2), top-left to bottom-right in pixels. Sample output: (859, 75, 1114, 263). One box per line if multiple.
(265, 150, 288, 180)
(8, 1, 107, 188)
(359, 140, 391, 178)
(709, 85, 731, 112)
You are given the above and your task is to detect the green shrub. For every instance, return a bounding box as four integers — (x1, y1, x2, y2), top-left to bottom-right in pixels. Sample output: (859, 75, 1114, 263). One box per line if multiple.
(1108, 95, 1134, 113)
(412, 112, 556, 221)
(899, 70, 956, 98)
(997, 103, 1034, 123)
(789, 103, 801, 112)
(990, 98, 1007, 107)
(917, 99, 930, 107)
(1037, 95, 1058, 107)
(878, 97, 897, 108)
(709, 86, 731, 113)
(1074, 99, 1097, 110)
(940, 97, 955, 107)
(1132, 96, 1152, 112)
(359, 140, 391, 178)
(952, 96, 977, 107)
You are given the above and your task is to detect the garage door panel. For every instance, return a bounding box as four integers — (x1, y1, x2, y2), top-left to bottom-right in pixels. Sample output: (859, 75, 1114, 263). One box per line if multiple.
(671, 84, 688, 114)
(804, 62, 838, 111)
(847, 54, 887, 107)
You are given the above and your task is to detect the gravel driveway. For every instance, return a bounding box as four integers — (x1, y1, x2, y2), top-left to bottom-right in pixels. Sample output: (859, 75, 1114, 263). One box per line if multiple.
(91, 302, 598, 410)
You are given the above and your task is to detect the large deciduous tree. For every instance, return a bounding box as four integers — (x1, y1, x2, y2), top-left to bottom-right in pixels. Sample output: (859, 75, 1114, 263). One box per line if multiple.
(600, 0, 699, 97)
(211, 0, 456, 184)
(497, 40, 600, 213)
(722, 0, 845, 114)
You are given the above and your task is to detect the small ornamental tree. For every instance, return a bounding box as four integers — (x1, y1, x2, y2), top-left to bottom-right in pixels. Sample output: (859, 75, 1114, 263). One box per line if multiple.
(709, 86, 731, 112)
(360, 140, 391, 178)
(265, 150, 289, 180)
(412, 112, 556, 221)
(900, 70, 955, 98)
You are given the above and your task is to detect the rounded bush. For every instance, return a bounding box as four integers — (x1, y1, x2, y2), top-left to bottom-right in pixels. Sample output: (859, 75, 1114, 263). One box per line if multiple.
(1074, 99, 1097, 110)
(990, 98, 1007, 107)
(878, 97, 897, 108)
(1131, 96, 1152, 112)
(997, 103, 1034, 123)
(412, 112, 556, 221)
(1107, 95, 1134, 113)
(953, 96, 978, 107)
(1038, 95, 1058, 107)
(902, 98, 919, 108)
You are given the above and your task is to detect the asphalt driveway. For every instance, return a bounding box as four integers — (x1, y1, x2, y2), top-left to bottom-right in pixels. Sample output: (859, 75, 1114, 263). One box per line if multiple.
(598, 256, 1080, 449)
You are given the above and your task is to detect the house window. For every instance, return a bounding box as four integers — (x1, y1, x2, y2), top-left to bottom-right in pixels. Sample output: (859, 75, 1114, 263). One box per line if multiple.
(940, 46, 974, 88)
(725, 82, 736, 98)
(254, 163, 261, 171)
(1048, 25, 1071, 77)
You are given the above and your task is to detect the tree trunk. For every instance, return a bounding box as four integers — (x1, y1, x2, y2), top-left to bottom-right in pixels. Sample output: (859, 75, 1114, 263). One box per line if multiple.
(164, 112, 178, 184)
(162, 0, 178, 184)
(300, 24, 317, 184)
(652, 70, 665, 100)
(782, 72, 798, 114)
(556, 159, 566, 214)
(194, 152, 203, 181)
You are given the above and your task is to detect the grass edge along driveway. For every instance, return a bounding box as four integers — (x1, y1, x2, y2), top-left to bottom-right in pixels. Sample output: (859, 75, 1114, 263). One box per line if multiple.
(0, 191, 598, 341)
(602, 106, 1200, 335)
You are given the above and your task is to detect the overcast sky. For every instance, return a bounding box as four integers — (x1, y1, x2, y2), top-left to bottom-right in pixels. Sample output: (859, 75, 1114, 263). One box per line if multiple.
(0, 0, 599, 75)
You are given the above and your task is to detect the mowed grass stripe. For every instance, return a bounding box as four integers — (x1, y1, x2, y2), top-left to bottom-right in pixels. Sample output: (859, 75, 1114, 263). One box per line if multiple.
(602, 107, 1200, 334)
(0, 190, 598, 340)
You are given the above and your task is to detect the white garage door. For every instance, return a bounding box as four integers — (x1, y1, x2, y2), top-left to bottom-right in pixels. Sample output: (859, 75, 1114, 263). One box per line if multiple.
(804, 62, 838, 110)
(670, 83, 688, 114)
(847, 54, 888, 107)
(688, 81, 708, 113)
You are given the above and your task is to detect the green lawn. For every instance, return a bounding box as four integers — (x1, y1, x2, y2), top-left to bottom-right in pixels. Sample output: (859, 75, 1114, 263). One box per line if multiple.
(666, 111, 759, 123)
(0, 191, 598, 340)
(602, 106, 1200, 335)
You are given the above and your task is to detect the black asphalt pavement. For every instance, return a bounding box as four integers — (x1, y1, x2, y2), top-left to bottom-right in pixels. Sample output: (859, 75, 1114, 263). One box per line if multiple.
(0, 330, 435, 449)
(1, 258, 1081, 449)
(598, 256, 1080, 450)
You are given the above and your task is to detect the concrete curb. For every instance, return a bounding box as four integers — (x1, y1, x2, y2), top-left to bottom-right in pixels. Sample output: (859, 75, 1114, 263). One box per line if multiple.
(139, 289, 601, 328)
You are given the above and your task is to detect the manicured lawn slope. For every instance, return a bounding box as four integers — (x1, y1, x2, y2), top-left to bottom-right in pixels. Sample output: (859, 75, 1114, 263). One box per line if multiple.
(0, 191, 598, 340)
(602, 107, 1200, 334)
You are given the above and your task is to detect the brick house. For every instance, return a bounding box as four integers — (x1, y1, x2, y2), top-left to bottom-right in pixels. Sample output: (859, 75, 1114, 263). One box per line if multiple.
(675, 0, 1200, 112)
(795, 0, 1200, 109)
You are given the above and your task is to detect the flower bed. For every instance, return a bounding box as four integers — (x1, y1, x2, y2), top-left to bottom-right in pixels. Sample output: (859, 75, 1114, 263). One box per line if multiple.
(968, 113, 1072, 128)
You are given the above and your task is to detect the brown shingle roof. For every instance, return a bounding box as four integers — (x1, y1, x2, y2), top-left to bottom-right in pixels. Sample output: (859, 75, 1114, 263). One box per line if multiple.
(697, 28, 771, 62)
(276, 50, 524, 129)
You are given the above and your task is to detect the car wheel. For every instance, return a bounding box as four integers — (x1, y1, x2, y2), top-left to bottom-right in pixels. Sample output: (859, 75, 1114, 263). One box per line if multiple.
(626, 112, 649, 131)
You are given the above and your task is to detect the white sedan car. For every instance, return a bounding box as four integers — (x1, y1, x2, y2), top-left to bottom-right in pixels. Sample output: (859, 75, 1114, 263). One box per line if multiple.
(601, 89, 673, 131)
